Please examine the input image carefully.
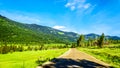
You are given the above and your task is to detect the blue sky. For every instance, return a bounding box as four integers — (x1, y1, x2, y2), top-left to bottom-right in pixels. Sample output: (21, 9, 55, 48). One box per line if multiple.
(0, 0, 120, 36)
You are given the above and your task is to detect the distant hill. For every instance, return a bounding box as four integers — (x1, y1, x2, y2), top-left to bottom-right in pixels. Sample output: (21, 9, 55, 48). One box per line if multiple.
(85, 33, 120, 40)
(0, 15, 120, 44)
(25, 24, 79, 42)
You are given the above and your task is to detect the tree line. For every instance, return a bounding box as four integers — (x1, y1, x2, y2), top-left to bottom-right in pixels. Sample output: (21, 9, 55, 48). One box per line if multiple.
(0, 44, 73, 54)
(76, 33, 120, 48)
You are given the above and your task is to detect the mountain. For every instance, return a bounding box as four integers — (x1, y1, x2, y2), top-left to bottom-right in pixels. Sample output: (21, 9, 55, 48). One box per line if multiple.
(85, 33, 120, 40)
(106, 36, 120, 40)
(0, 15, 78, 44)
(85, 33, 99, 40)
(0, 15, 66, 44)
(25, 24, 79, 42)
(0, 14, 120, 45)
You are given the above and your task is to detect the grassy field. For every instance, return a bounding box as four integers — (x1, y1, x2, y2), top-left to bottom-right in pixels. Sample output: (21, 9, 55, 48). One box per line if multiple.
(78, 44, 120, 68)
(0, 48, 68, 68)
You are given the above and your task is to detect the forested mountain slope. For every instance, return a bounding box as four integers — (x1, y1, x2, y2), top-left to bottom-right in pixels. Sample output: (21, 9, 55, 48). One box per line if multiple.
(0, 15, 120, 44)
(0, 15, 69, 44)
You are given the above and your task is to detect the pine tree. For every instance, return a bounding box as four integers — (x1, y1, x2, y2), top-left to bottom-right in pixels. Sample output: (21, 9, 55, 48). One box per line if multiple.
(98, 33, 105, 48)
(77, 34, 85, 47)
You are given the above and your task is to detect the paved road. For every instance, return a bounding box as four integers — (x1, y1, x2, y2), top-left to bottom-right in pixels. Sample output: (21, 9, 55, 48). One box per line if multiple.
(37, 48, 112, 68)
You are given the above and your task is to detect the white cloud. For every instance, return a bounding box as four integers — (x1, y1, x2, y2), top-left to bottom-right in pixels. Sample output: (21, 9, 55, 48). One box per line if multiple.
(65, 0, 92, 11)
(83, 3, 91, 9)
(0, 10, 41, 24)
(53, 25, 78, 33)
(53, 25, 66, 29)
(0, 10, 61, 27)
(71, 6, 75, 10)
(13, 15, 41, 24)
(65, 3, 71, 7)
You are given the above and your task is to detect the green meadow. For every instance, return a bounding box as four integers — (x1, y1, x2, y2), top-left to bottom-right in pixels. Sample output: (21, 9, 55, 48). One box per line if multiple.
(0, 48, 68, 68)
(78, 44, 120, 68)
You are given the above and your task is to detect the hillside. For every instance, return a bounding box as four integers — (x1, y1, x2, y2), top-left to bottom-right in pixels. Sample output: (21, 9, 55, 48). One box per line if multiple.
(25, 24, 79, 42)
(0, 15, 69, 44)
(25, 25, 120, 41)
(0, 15, 120, 44)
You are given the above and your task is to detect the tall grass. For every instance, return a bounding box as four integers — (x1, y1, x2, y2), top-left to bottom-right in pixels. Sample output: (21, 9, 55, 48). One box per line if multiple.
(78, 44, 120, 68)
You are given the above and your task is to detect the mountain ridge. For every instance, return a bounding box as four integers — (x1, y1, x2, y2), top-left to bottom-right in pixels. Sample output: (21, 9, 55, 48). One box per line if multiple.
(25, 24, 120, 40)
(0, 14, 120, 44)
(0, 15, 69, 44)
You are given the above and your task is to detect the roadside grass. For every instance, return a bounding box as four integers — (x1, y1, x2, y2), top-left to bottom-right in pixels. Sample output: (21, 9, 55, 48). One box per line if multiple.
(0, 48, 68, 68)
(78, 44, 120, 68)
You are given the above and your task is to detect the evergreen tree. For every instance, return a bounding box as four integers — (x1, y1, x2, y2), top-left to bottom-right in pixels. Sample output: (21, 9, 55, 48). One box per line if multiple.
(77, 34, 85, 47)
(97, 33, 105, 48)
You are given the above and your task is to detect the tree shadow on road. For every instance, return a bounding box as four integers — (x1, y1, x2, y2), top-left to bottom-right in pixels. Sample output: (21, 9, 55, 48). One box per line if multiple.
(42, 58, 113, 68)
